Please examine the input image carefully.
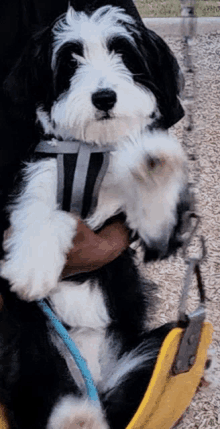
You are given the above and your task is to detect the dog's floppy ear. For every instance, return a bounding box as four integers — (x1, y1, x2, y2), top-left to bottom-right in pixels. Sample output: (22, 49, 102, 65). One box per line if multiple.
(4, 26, 53, 116)
(136, 26, 184, 129)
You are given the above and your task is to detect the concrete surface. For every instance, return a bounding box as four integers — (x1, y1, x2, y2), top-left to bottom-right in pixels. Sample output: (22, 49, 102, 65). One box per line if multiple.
(143, 17, 220, 37)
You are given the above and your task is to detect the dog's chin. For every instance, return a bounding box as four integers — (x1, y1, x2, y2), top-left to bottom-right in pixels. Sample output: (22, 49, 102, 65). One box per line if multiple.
(80, 116, 147, 146)
(38, 106, 149, 145)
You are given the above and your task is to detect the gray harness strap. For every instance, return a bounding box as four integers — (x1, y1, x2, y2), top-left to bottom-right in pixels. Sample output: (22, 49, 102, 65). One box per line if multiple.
(57, 154, 65, 208)
(35, 140, 115, 216)
(70, 144, 93, 214)
(88, 152, 110, 216)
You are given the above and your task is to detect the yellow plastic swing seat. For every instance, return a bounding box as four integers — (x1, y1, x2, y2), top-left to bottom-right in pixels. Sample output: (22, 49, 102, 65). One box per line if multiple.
(126, 322, 213, 429)
(0, 322, 213, 429)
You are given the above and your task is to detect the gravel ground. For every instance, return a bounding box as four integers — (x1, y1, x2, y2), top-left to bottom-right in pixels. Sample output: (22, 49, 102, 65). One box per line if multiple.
(138, 30, 220, 428)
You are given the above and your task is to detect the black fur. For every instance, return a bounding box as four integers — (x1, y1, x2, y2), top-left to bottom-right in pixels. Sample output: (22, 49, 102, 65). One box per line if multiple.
(4, 15, 184, 129)
(54, 41, 84, 98)
(0, 279, 81, 429)
(102, 323, 176, 429)
(0, 250, 176, 429)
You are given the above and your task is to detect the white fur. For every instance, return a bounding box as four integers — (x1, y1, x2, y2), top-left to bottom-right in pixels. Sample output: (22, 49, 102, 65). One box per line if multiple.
(52, 6, 139, 65)
(1, 159, 78, 301)
(69, 328, 106, 385)
(50, 280, 110, 329)
(98, 336, 158, 396)
(50, 280, 110, 384)
(49, 281, 158, 390)
(37, 6, 157, 145)
(49, 280, 159, 388)
(87, 131, 188, 247)
(47, 396, 109, 429)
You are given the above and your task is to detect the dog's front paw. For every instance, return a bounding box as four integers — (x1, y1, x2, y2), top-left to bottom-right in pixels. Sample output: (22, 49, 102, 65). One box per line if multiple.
(47, 397, 109, 429)
(1, 211, 77, 301)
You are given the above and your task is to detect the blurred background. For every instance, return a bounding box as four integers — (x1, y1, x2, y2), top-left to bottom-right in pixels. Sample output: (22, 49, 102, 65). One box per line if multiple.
(135, 0, 220, 17)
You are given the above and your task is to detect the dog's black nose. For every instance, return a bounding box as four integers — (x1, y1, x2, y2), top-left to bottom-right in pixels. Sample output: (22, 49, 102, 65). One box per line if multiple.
(92, 89, 117, 112)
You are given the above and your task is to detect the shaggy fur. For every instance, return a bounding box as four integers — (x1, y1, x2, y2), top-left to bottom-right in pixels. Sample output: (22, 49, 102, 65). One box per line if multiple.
(0, 5, 193, 429)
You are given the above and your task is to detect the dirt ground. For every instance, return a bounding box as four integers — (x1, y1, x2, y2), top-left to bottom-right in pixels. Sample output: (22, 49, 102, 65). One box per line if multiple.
(138, 30, 220, 428)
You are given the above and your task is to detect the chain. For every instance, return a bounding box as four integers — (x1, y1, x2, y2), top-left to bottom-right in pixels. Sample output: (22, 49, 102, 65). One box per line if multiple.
(179, 0, 200, 189)
(180, 0, 197, 130)
(179, 1, 206, 263)
(179, 2, 208, 307)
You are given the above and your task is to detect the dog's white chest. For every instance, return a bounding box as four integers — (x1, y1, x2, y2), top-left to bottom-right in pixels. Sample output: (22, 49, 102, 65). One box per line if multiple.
(69, 327, 106, 384)
(49, 280, 110, 384)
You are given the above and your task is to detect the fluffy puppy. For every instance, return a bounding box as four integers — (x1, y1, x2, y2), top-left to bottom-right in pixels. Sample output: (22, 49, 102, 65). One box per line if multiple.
(1, 5, 188, 295)
(0, 5, 192, 429)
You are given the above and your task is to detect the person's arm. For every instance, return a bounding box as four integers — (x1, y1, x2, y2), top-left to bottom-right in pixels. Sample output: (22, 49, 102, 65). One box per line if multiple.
(3, 218, 130, 279)
(62, 219, 130, 278)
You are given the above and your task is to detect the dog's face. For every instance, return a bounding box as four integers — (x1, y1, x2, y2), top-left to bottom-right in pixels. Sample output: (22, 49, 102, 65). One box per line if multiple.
(6, 5, 184, 143)
(37, 6, 158, 144)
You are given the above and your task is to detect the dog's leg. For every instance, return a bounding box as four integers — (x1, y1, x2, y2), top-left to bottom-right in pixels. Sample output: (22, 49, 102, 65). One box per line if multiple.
(47, 396, 108, 429)
(0, 279, 82, 429)
(101, 323, 175, 429)
(1, 159, 77, 301)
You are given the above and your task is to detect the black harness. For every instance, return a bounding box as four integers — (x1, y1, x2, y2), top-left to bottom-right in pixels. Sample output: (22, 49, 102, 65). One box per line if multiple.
(35, 139, 115, 217)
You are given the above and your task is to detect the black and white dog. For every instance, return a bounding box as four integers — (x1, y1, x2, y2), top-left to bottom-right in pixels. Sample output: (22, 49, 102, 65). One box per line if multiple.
(0, 5, 192, 429)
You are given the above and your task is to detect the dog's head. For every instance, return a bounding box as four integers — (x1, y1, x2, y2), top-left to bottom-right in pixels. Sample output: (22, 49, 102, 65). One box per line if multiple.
(5, 5, 184, 145)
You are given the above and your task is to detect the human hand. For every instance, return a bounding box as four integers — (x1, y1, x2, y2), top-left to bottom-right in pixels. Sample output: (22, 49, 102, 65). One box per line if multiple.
(3, 219, 131, 280)
(62, 219, 130, 278)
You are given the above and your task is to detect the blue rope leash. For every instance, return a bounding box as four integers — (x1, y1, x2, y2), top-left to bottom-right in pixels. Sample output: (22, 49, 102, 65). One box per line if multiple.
(38, 299, 101, 408)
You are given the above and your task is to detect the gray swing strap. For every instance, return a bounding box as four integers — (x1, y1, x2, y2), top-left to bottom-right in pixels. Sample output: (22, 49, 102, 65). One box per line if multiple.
(35, 140, 115, 215)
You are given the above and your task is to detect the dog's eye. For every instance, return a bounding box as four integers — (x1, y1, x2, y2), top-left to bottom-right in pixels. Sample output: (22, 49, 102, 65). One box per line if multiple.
(56, 41, 84, 58)
(108, 36, 130, 55)
(54, 42, 84, 98)
(107, 36, 146, 76)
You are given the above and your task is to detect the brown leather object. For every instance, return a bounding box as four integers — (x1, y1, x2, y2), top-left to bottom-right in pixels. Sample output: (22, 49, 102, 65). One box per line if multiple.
(62, 219, 131, 277)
